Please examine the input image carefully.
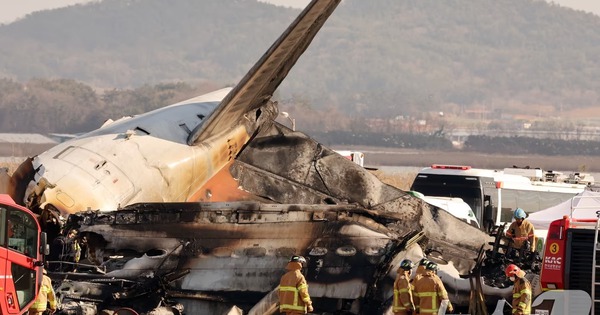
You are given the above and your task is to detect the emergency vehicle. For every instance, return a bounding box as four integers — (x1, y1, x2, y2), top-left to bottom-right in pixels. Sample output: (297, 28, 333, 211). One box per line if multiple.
(539, 210, 600, 314)
(410, 164, 588, 236)
(0, 194, 47, 314)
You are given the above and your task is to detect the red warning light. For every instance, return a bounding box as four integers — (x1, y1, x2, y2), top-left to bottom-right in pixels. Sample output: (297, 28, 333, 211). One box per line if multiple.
(431, 164, 471, 170)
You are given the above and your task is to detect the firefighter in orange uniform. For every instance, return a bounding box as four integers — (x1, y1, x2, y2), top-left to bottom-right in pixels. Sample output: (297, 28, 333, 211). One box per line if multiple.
(414, 257, 429, 283)
(393, 259, 415, 315)
(279, 255, 313, 314)
(506, 264, 532, 315)
(413, 261, 453, 315)
(505, 208, 536, 252)
(28, 268, 57, 315)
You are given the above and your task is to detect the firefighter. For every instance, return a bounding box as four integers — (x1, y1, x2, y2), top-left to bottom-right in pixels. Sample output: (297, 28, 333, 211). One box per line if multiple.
(28, 268, 57, 315)
(393, 259, 415, 315)
(413, 261, 453, 315)
(414, 257, 429, 282)
(505, 264, 532, 315)
(505, 208, 536, 252)
(49, 229, 80, 271)
(278, 255, 313, 314)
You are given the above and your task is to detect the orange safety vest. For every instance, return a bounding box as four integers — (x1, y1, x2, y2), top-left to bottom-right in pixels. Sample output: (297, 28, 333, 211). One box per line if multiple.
(506, 219, 535, 251)
(278, 262, 312, 314)
(413, 271, 452, 315)
(512, 277, 532, 315)
(392, 268, 415, 314)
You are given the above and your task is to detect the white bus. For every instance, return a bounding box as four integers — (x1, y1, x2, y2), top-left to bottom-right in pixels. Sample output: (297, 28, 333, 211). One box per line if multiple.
(410, 164, 591, 233)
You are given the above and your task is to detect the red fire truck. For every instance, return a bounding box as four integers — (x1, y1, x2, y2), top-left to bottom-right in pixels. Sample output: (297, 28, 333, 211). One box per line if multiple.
(0, 194, 47, 314)
(540, 213, 599, 314)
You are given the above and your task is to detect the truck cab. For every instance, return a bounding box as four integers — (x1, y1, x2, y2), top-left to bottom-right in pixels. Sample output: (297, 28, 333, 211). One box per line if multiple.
(0, 194, 46, 314)
(539, 214, 600, 314)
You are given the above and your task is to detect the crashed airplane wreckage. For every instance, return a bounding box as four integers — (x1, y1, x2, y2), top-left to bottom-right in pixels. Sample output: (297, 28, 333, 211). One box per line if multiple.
(0, 0, 530, 314)
(55, 129, 499, 315)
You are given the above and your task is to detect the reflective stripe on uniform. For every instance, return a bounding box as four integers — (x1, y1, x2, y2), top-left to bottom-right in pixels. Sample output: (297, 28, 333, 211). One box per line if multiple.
(279, 285, 306, 312)
(415, 291, 438, 313)
(30, 285, 50, 310)
(298, 283, 310, 303)
(392, 288, 412, 311)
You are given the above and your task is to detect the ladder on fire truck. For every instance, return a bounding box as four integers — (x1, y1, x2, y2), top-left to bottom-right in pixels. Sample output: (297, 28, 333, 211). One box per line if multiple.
(592, 209, 600, 315)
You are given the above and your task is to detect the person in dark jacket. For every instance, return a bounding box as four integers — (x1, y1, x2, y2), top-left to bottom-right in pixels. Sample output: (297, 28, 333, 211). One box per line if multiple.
(48, 229, 80, 271)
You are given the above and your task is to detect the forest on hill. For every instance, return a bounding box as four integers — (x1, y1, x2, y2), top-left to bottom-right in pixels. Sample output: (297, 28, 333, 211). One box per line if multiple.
(0, 0, 599, 125)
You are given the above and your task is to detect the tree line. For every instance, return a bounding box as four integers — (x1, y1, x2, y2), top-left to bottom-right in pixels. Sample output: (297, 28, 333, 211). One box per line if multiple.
(1, 77, 600, 157)
(0, 0, 599, 119)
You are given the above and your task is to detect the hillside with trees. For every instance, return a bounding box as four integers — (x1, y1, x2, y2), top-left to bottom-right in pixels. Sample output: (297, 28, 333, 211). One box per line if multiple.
(0, 0, 600, 136)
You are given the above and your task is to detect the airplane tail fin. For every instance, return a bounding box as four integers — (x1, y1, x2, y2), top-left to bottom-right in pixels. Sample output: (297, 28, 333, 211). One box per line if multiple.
(187, 0, 341, 145)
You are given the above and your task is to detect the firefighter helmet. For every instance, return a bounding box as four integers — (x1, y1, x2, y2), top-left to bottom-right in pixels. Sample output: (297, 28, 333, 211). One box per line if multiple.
(425, 261, 438, 271)
(418, 258, 429, 266)
(514, 208, 527, 219)
(399, 259, 414, 270)
(290, 255, 307, 264)
(505, 264, 520, 277)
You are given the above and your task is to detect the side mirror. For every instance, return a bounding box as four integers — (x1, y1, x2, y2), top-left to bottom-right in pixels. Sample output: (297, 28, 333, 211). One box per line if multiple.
(40, 232, 49, 256)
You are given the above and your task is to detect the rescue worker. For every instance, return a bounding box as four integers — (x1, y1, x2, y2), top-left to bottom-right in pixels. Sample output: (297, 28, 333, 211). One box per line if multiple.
(413, 257, 429, 282)
(49, 229, 81, 271)
(393, 259, 415, 315)
(505, 264, 532, 315)
(279, 255, 313, 314)
(505, 208, 536, 252)
(413, 261, 453, 315)
(28, 268, 57, 315)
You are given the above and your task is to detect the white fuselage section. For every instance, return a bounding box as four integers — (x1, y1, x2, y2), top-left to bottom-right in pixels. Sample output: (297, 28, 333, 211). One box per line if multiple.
(28, 89, 244, 215)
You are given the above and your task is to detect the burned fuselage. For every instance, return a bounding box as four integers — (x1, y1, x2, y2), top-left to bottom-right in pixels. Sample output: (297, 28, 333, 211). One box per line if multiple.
(47, 122, 496, 314)
(1, 0, 514, 313)
(64, 200, 489, 314)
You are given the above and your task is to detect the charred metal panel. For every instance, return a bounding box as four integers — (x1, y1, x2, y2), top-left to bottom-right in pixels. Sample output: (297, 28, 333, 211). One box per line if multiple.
(234, 123, 406, 207)
(231, 161, 341, 204)
(67, 203, 403, 298)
